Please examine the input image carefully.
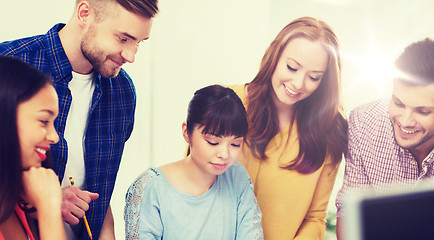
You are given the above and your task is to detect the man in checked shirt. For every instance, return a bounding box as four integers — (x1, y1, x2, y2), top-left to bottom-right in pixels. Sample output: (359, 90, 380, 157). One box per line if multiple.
(335, 38, 434, 239)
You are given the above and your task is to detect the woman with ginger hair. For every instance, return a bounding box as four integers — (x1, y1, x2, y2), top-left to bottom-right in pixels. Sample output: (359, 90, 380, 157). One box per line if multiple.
(230, 16, 348, 239)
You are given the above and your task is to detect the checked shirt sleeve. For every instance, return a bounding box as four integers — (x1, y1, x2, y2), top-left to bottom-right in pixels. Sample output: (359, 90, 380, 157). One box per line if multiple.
(335, 107, 373, 217)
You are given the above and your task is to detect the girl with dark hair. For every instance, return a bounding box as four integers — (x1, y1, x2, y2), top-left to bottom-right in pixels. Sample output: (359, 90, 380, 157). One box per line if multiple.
(230, 16, 348, 239)
(124, 85, 263, 239)
(0, 56, 65, 240)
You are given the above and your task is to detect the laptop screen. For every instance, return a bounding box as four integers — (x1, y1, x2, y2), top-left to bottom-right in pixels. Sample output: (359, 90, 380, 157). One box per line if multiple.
(344, 187, 434, 240)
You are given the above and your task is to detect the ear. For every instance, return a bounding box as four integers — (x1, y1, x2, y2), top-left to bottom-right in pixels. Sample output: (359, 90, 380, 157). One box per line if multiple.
(182, 122, 190, 144)
(76, 1, 92, 27)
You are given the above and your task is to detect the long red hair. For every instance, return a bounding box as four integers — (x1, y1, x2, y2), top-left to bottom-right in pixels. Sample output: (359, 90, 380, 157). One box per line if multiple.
(246, 17, 348, 174)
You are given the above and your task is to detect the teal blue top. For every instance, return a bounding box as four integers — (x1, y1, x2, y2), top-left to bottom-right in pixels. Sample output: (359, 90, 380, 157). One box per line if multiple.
(124, 161, 263, 239)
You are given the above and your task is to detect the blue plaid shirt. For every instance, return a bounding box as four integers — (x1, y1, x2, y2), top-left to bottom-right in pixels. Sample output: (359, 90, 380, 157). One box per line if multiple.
(0, 24, 136, 239)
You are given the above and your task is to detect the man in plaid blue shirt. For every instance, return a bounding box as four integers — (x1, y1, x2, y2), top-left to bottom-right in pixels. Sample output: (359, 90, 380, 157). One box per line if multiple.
(0, 0, 158, 239)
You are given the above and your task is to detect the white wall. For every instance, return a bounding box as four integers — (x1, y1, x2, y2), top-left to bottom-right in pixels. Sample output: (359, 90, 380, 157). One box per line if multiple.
(2, 0, 434, 239)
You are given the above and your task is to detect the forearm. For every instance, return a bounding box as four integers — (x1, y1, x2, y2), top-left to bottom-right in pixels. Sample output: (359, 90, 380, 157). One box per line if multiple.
(37, 204, 65, 240)
(100, 205, 115, 240)
(336, 217, 344, 240)
(22, 168, 65, 240)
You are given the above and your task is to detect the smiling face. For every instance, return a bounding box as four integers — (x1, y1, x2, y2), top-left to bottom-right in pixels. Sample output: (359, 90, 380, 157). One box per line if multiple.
(271, 37, 328, 111)
(17, 84, 59, 169)
(184, 123, 244, 177)
(81, 1, 153, 78)
(389, 80, 434, 155)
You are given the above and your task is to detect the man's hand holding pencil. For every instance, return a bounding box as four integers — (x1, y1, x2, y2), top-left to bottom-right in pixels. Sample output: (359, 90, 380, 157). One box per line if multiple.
(61, 177, 99, 239)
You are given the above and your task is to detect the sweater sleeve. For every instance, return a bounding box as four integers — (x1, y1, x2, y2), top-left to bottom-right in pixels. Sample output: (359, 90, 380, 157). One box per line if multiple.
(124, 168, 163, 240)
(295, 157, 341, 240)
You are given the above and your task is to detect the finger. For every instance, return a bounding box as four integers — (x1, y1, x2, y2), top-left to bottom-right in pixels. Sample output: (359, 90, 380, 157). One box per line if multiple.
(61, 197, 87, 218)
(62, 207, 80, 225)
(73, 188, 100, 203)
(64, 186, 94, 203)
(72, 187, 93, 204)
(62, 187, 90, 212)
(83, 191, 99, 200)
(69, 204, 86, 219)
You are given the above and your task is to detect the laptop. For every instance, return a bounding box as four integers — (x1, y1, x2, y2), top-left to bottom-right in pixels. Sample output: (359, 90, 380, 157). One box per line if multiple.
(343, 185, 434, 240)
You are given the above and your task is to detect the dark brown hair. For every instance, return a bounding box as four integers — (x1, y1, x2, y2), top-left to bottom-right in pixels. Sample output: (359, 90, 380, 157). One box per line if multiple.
(186, 85, 248, 139)
(395, 38, 434, 86)
(246, 17, 348, 174)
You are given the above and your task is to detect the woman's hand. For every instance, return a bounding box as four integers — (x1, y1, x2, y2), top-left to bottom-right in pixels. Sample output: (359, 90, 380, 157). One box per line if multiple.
(22, 167, 65, 240)
(22, 167, 62, 210)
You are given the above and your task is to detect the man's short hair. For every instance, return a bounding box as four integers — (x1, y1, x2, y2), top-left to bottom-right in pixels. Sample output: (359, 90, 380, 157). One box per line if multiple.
(395, 38, 434, 86)
(77, 0, 158, 19)
(115, 0, 158, 18)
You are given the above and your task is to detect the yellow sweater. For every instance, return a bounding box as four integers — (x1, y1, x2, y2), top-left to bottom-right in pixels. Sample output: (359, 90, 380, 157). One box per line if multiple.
(230, 84, 340, 240)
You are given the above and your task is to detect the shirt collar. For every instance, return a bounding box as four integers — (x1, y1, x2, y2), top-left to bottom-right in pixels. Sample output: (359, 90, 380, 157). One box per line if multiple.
(43, 23, 74, 83)
(424, 148, 434, 164)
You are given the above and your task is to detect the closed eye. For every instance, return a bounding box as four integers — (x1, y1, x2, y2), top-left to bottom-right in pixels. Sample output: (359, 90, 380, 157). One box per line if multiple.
(207, 141, 218, 146)
(309, 76, 321, 81)
(393, 98, 405, 108)
(231, 143, 241, 148)
(416, 109, 432, 115)
(287, 64, 297, 72)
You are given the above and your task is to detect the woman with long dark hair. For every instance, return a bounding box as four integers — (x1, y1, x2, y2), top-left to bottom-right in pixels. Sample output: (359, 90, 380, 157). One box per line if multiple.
(0, 56, 65, 240)
(230, 17, 348, 239)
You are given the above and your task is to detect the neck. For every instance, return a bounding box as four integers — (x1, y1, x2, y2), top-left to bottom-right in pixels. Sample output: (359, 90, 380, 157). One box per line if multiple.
(410, 147, 433, 169)
(275, 102, 294, 130)
(278, 109, 294, 130)
(58, 22, 93, 74)
(183, 156, 216, 194)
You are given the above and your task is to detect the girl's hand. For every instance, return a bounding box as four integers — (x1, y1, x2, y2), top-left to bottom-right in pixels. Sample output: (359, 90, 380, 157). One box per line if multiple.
(22, 167, 62, 210)
(22, 167, 66, 239)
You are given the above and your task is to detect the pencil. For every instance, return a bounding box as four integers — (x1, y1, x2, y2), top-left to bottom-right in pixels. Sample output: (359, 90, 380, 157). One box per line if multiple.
(69, 177, 93, 240)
